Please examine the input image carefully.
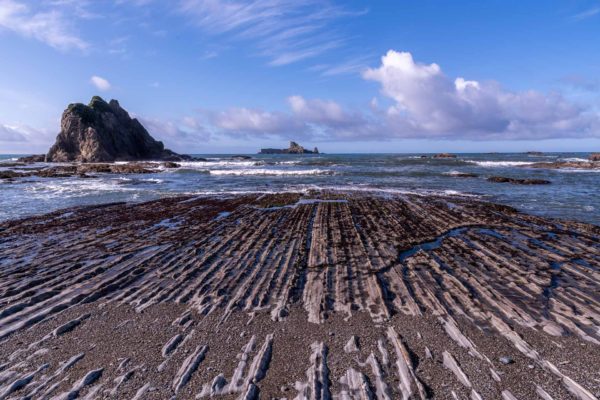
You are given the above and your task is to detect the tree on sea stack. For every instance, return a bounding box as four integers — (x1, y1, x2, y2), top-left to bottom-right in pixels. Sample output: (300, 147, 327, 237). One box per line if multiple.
(45, 96, 189, 162)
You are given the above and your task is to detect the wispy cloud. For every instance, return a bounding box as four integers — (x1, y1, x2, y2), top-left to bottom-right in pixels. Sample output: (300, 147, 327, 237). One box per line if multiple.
(570, 6, 600, 21)
(0, 0, 88, 50)
(309, 54, 374, 77)
(177, 0, 366, 65)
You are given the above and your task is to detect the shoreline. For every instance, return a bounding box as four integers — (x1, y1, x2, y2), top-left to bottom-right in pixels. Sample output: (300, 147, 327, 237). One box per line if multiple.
(0, 192, 599, 398)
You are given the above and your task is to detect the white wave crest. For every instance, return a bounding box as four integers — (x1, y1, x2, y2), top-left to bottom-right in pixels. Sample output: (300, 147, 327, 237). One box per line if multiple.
(209, 168, 333, 176)
(469, 161, 534, 167)
(559, 157, 588, 162)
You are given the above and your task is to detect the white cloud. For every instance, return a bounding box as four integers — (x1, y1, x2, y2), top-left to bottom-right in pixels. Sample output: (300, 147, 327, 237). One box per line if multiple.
(0, 122, 53, 153)
(90, 76, 111, 91)
(362, 50, 599, 139)
(0, 123, 27, 142)
(139, 116, 210, 145)
(0, 0, 88, 50)
(209, 107, 306, 137)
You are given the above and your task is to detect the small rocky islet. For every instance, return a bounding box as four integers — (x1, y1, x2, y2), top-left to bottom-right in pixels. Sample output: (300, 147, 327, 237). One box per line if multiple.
(259, 141, 319, 154)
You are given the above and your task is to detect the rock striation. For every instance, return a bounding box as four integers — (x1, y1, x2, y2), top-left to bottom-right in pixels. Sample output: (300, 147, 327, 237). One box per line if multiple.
(0, 192, 598, 399)
(46, 96, 191, 162)
(259, 141, 319, 154)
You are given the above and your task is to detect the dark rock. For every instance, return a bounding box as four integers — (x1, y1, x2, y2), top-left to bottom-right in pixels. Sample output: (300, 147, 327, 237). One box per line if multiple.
(36, 166, 78, 178)
(259, 141, 319, 154)
(0, 170, 31, 179)
(231, 155, 252, 160)
(420, 155, 428, 158)
(527, 161, 599, 170)
(526, 151, 544, 156)
(0, 162, 26, 167)
(433, 153, 457, 159)
(17, 154, 45, 163)
(46, 96, 192, 162)
(487, 176, 550, 185)
(34, 163, 155, 178)
(449, 172, 478, 178)
(163, 162, 180, 168)
(589, 153, 600, 162)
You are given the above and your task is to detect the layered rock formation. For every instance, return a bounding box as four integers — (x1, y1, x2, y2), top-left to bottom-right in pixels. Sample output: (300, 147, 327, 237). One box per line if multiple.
(259, 141, 319, 154)
(46, 96, 190, 162)
(0, 192, 598, 399)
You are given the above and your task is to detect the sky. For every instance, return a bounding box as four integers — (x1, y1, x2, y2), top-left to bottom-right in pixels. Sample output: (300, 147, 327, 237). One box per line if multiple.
(1, 0, 600, 154)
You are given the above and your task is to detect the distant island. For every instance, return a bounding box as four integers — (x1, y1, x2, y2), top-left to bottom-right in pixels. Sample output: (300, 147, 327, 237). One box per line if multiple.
(259, 141, 319, 154)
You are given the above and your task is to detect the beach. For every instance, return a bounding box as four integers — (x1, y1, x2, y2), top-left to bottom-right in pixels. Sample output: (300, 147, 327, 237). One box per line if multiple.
(0, 191, 598, 399)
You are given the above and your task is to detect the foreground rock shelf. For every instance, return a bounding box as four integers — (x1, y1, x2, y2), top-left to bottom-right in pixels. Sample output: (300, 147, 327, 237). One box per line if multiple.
(0, 192, 598, 399)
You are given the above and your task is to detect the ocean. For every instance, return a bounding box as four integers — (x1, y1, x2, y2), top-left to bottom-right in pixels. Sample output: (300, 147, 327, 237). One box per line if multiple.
(1, 152, 598, 224)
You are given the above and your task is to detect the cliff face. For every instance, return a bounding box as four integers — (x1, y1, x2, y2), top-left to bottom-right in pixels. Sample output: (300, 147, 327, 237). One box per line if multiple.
(46, 97, 184, 162)
(259, 141, 319, 154)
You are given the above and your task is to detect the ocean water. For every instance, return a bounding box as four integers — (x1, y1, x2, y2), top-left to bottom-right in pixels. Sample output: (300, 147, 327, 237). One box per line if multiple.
(1, 152, 598, 224)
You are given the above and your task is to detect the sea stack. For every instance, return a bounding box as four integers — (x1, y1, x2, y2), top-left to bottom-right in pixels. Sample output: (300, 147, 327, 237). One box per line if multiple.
(259, 141, 319, 154)
(46, 96, 187, 162)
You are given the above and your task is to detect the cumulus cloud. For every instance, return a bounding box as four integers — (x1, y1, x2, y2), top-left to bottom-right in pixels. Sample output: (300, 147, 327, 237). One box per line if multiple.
(90, 76, 111, 91)
(363, 50, 599, 139)
(0, 0, 88, 50)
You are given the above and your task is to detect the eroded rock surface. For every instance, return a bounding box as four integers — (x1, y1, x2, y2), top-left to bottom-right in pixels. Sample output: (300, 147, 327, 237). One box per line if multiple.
(46, 96, 191, 162)
(0, 192, 598, 399)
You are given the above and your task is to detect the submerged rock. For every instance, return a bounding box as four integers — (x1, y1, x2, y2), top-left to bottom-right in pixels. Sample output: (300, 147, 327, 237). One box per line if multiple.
(0, 170, 31, 179)
(46, 96, 193, 162)
(447, 172, 478, 178)
(488, 176, 550, 185)
(433, 153, 457, 158)
(528, 161, 600, 170)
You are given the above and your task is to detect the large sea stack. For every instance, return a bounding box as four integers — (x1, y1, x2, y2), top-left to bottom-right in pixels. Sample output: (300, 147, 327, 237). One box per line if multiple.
(46, 96, 187, 162)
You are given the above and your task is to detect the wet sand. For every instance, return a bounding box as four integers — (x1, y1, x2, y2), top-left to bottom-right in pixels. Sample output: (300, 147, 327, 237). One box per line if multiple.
(0, 192, 598, 399)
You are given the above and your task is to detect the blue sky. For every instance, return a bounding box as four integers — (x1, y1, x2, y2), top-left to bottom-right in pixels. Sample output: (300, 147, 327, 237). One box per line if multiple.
(1, 0, 600, 154)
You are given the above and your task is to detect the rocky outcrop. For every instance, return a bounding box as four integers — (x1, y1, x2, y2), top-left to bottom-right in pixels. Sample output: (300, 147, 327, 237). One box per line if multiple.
(433, 153, 457, 158)
(487, 176, 550, 185)
(17, 155, 45, 163)
(259, 141, 319, 154)
(46, 96, 192, 162)
(589, 153, 600, 162)
(527, 161, 600, 170)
